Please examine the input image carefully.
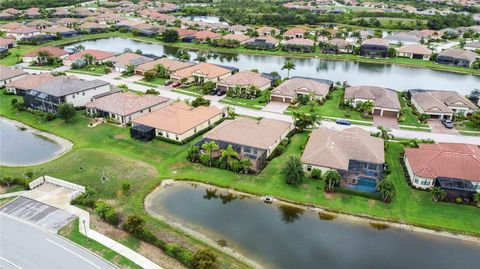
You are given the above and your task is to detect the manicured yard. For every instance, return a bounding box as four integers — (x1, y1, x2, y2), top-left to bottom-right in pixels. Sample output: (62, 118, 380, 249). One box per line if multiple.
(397, 94, 428, 127)
(220, 90, 270, 110)
(68, 65, 110, 76)
(140, 77, 167, 86)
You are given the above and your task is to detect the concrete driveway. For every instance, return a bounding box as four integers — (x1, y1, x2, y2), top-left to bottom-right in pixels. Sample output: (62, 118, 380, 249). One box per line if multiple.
(428, 119, 459, 134)
(373, 115, 399, 129)
(262, 101, 290, 114)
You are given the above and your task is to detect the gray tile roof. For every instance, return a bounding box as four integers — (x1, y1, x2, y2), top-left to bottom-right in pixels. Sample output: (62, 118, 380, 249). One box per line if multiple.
(34, 77, 109, 97)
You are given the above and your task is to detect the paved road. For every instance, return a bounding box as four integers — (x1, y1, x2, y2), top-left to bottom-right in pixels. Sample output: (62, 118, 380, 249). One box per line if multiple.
(0, 213, 116, 269)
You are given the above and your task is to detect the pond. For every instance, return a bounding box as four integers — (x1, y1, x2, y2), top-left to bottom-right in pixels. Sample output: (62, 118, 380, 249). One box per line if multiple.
(0, 118, 66, 166)
(148, 183, 480, 269)
(66, 37, 480, 95)
(180, 16, 226, 24)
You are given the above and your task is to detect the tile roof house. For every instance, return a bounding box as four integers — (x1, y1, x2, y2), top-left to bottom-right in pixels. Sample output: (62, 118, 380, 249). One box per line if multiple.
(110, 53, 153, 72)
(410, 89, 478, 119)
(42, 26, 79, 38)
(256, 26, 279, 37)
(193, 30, 221, 43)
(6, 73, 57, 95)
(170, 62, 234, 83)
(7, 26, 41, 40)
(283, 28, 306, 39)
(283, 38, 315, 52)
(176, 28, 198, 41)
(23, 77, 111, 112)
(435, 49, 477, 67)
(25, 7, 41, 18)
(216, 70, 272, 92)
(0, 37, 17, 49)
(0, 22, 23, 32)
(244, 36, 279, 50)
(270, 77, 333, 103)
(134, 57, 193, 76)
(228, 24, 252, 35)
(131, 102, 224, 142)
(26, 20, 54, 29)
(86, 92, 171, 124)
(322, 38, 354, 54)
(464, 41, 480, 52)
(301, 127, 385, 192)
(396, 44, 432, 60)
(345, 86, 401, 118)
(221, 33, 251, 44)
(404, 143, 480, 195)
(202, 117, 294, 171)
(56, 18, 81, 27)
(64, 49, 116, 66)
(360, 38, 390, 58)
(78, 22, 110, 33)
(23, 46, 69, 64)
(0, 65, 27, 86)
(52, 7, 71, 17)
(384, 32, 421, 45)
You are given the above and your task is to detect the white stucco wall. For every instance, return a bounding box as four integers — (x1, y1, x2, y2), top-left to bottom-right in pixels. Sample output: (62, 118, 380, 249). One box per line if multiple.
(65, 84, 111, 107)
(155, 113, 224, 142)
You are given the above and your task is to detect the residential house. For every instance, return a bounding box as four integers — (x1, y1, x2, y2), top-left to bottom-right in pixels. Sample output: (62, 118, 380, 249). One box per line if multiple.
(131, 23, 165, 36)
(86, 92, 171, 124)
(404, 143, 480, 200)
(115, 19, 142, 30)
(384, 32, 421, 45)
(110, 53, 153, 72)
(221, 34, 251, 44)
(410, 89, 478, 119)
(25, 7, 41, 18)
(0, 12, 14, 20)
(256, 26, 279, 37)
(176, 28, 197, 42)
(396, 44, 432, 60)
(0, 22, 23, 32)
(321, 38, 353, 54)
(282, 38, 315, 53)
(464, 41, 480, 52)
(134, 57, 193, 76)
(6, 73, 57, 95)
(78, 22, 110, 33)
(64, 49, 116, 66)
(301, 127, 385, 192)
(194, 30, 221, 43)
(244, 36, 279, 50)
(26, 20, 53, 30)
(344, 86, 401, 118)
(0, 65, 26, 86)
(56, 18, 81, 28)
(8, 27, 41, 40)
(42, 26, 79, 38)
(216, 70, 271, 92)
(0, 37, 17, 50)
(23, 77, 111, 112)
(283, 28, 306, 39)
(228, 25, 252, 35)
(22, 46, 69, 64)
(270, 77, 333, 103)
(51, 7, 71, 17)
(435, 49, 477, 67)
(202, 117, 294, 172)
(170, 62, 235, 83)
(3, 8, 22, 16)
(131, 102, 224, 142)
(360, 38, 390, 58)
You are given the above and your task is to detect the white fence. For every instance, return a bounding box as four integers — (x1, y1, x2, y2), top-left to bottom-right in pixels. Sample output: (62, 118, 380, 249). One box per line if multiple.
(29, 175, 86, 200)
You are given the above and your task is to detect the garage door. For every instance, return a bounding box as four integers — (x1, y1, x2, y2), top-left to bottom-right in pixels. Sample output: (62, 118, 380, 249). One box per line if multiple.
(373, 109, 381, 116)
(271, 96, 285, 102)
(135, 70, 144, 76)
(382, 110, 398, 118)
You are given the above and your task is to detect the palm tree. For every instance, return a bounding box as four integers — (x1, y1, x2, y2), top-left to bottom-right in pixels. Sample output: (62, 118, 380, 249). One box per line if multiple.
(281, 60, 295, 79)
(155, 64, 168, 79)
(220, 145, 239, 170)
(195, 52, 207, 63)
(324, 169, 341, 192)
(83, 53, 95, 66)
(376, 179, 396, 203)
(430, 187, 446, 202)
(74, 45, 85, 52)
(239, 158, 251, 174)
(359, 101, 374, 117)
(37, 50, 51, 65)
(377, 125, 394, 147)
(201, 140, 219, 166)
(176, 49, 190, 61)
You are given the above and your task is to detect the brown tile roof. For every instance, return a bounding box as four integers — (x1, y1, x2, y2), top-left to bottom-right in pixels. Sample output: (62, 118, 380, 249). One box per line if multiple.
(217, 70, 271, 88)
(133, 102, 223, 134)
(171, 63, 232, 80)
(0, 65, 26, 81)
(257, 26, 279, 35)
(176, 28, 197, 37)
(0, 22, 23, 30)
(135, 57, 193, 72)
(248, 36, 279, 45)
(362, 38, 389, 47)
(345, 86, 400, 110)
(0, 37, 15, 46)
(6, 73, 57, 90)
(405, 143, 480, 182)
(111, 53, 153, 68)
(56, 18, 81, 25)
(9, 26, 38, 34)
(26, 20, 53, 27)
(24, 46, 68, 58)
(204, 117, 293, 150)
(42, 26, 76, 34)
(437, 48, 477, 63)
(272, 77, 331, 98)
(411, 90, 477, 113)
(327, 38, 353, 49)
(397, 44, 432, 55)
(284, 28, 306, 36)
(284, 38, 314, 46)
(222, 33, 251, 43)
(85, 92, 169, 116)
(301, 127, 385, 170)
(79, 22, 109, 30)
(194, 30, 221, 40)
(67, 49, 116, 61)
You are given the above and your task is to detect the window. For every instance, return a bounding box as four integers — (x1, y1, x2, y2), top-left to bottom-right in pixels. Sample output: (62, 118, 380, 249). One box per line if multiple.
(194, 128, 197, 133)
(307, 165, 312, 171)
(244, 147, 251, 153)
(82, 92, 85, 96)
(176, 135, 179, 141)
(72, 95, 75, 99)
(420, 179, 431, 186)
(414, 178, 419, 184)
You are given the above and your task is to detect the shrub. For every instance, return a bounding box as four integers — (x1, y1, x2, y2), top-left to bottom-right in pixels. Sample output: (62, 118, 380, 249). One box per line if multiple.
(123, 215, 145, 234)
(94, 201, 110, 218)
(282, 156, 305, 185)
(191, 248, 216, 269)
(71, 188, 97, 208)
(104, 209, 119, 225)
(310, 168, 322, 179)
(455, 197, 463, 204)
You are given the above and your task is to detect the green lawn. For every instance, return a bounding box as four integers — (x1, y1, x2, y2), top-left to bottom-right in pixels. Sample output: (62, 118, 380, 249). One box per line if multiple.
(397, 95, 428, 127)
(59, 219, 142, 269)
(289, 89, 367, 121)
(220, 90, 270, 110)
(140, 77, 167, 86)
(68, 65, 110, 76)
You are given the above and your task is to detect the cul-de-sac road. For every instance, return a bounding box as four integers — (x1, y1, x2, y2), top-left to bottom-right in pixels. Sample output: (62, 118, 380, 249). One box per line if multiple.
(0, 212, 116, 269)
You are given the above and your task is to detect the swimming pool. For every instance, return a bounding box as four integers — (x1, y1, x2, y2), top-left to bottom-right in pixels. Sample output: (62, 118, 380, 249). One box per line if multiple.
(346, 177, 378, 193)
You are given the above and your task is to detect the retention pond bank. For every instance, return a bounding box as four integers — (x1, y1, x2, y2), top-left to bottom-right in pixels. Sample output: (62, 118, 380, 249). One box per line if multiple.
(146, 182, 480, 269)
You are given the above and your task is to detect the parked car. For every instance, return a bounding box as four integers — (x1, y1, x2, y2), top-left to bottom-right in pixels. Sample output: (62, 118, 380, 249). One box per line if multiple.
(172, 82, 181, 88)
(336, 119, 351, 125)
(210, 89, 218, 95)
(216, 90, 226, 96)
(165, 80, 173, 86)
(441, 119, 454, 129)
(263, 196, 274, 203)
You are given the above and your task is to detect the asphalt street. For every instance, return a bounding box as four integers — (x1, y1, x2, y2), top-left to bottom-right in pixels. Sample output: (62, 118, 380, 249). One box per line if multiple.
(0, 213, 117, 269)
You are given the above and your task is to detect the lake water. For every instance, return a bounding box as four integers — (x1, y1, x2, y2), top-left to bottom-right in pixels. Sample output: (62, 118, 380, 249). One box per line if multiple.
(66, 37, 480, 95)
(182, 16, 225, 24)
(148, 183, 480, 269)
(0, 118, 63, 166)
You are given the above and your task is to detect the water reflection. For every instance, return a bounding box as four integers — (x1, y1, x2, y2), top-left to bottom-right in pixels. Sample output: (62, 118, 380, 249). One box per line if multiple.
(202, 188, 242, 204)
(278, 205, 305, 224)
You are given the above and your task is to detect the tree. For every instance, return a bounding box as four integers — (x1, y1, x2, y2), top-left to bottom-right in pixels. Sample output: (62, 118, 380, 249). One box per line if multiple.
(82, 53, 94, 65)
(324, 169, 341, 192)
(201, 140, 219, 166)
(123, 64, 135, 75)
(292, 111, 321, 131)
(195, 52, 207, 62)
(282, 156, 305, 185)
(123, 215, 145, 234)
(377, 125, 394, 147)
(94, 201, 110, 218)
(176, 49, 190, 61)
(468, 89, 480, 104)
(238, 158, 251, 174)
(57, 103, 76, 122)
(163, 29, 179, 42)
(359, 101, 374, 117)
(430, 187, 446, 202)
(376, 179, 396, 203)
(281, 60, 295, 78)
(191, 249, 217, 269)
(310, 168, 322, 179)
(220, 145, 239, 170)
(474, 192, 480, 207)
(155, 64, 169, 79)
(187, 146, 200, 162)
(191, 97, 210, 107)
(36, 50, 51, 65)
(74, 45, 85, 52)
(143, 70, 156, 81)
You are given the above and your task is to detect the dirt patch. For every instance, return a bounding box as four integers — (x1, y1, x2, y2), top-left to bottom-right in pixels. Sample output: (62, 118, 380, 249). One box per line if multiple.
(368, 199, 377, 208)
(114, 133, 129, 140)
(138, 242, 188, 269)
(323, 192, 336, 200)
